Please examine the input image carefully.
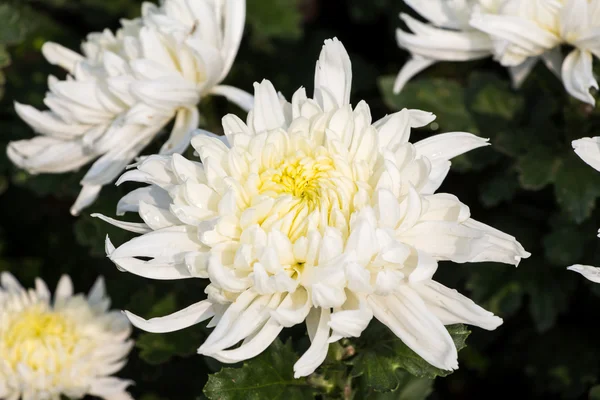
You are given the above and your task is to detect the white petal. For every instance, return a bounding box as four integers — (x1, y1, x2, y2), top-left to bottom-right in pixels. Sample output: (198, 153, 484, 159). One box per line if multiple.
(117, 186, 172, 216)
(568, 264, 600, 284)
(248, 80, 286, 132)
(314, 38, 352, 110)
(293, 307, 331, 378)
(41, 42, 83, 73)
(159, 107, 200, 155)
(573, 137, 600, 172)
(70, 184, 103, 216)
(54, 274, 74, 304)
(415, 280, 502, 330)
(394, 57, 436, 94)
(219, 0, 246, 81)
(208, 318, 283, 363)
(110, 227, 199, 261)
(210, 85, 254, 112)
(562, 49, 598, 105)
(369, 287, 458, 370)
(1, 272, 23, 292)
(125, 300, 214, 333)
(414, 132, 490, 163)
(92, 213, 152, 234)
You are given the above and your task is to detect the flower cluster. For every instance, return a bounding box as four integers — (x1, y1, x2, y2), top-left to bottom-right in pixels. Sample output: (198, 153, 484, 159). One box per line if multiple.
(396, 0, 600, 104)
(9, 0, 250, 215)
(0, 273, 132, 400)
(99, 38, 529, 377)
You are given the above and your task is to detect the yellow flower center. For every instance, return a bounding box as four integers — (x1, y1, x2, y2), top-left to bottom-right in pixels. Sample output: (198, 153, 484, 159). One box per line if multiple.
(261, 152, 335, 209)
(2, 306, 80, 372)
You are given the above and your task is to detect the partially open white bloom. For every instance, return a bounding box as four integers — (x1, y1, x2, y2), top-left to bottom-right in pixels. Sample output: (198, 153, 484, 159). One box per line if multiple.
(0, 273, 133, 400)
(9, 0, 249, 215)
(99, 38, 529, 378)
(396, 0, 600, 105)
(569, 137, 600, 283)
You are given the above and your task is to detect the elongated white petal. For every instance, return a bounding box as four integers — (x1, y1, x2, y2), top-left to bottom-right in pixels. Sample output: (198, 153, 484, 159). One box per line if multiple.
(369, 287, 458, 371)
(568, 264, 600, 283)
(293, 307, 331, 378)
(125, 300, 214, 333)
(208, 318, 283, 363)
(415, 280, 502, 330)
(210, 85, 254, 111)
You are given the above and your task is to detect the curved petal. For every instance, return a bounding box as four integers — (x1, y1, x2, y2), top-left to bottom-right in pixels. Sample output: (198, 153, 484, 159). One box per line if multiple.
(210, 85, 254, 111)
(125, 299, 214, 333)
(573, 136, 600, 172)
(293, 307, 331, 378)
(568, 264, 600, 284)
(368, 287, 458, 371)
(562, 49, 598, 105)
(414, 280, 502, 330)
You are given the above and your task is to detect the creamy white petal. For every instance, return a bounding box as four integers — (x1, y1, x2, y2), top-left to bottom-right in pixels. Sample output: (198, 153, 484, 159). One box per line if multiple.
(369, 287, 458, 371)
(314, 37, 352, 110)
(573, 137, 600, 172)
(125, 300, 214, 333)
(415, 280, 502, 330)
(293, 307, 331, 378)
(562, 49, 598, 105)
(567, 264, 600, 283)
(210, 85, 254, 112)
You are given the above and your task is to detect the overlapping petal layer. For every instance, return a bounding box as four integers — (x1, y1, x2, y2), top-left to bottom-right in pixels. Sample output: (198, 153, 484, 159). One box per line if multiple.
(101, 38, 529, 378)
(10, 0, 250, 215)
(0, 273, 133, 400)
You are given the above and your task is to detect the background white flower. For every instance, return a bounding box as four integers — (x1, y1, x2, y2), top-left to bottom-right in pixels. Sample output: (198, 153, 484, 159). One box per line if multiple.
(99, 38, 529, 378)
(569, 137, 600, 283)
(396, 0, 600, 105)
(394, 0, 501, 93)
(0, 272, 133, 400)
(9, 0, 250, 216)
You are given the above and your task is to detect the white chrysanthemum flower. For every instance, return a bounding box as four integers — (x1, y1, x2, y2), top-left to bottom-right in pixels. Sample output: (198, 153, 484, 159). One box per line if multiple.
(9, 0, 249, 216)
(0, 273, 133, 400)
(99, 38, 529, 378)
(396, 0, 600, 105)
(394, 0, 502, 93)
(569, 137, 600, 283)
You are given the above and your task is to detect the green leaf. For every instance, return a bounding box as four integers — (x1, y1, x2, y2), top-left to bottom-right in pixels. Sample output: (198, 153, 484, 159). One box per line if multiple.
(524, 268, 577, 333)
(479, 170, 519, 208)
(247, 0, 303, 50)
(516, 146, 562, 191)
(378, 75, 478, 133)
(554, 153, 600, 223)
(203, 339, 314, 400)
(542, 218, 588, 267)
(352, 322, 470, 392)
(358, 373, 434, 400)
(0, 4, 31, 45)
(467, 72, 524, 121)
(137, 327, 206, 365)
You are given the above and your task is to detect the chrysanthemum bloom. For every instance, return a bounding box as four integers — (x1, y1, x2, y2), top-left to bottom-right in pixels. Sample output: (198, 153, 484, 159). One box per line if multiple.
(99, 38, 529, 377)
(9, 0, 250, 215)
(569, 137, 600, 283)
(0, 273, 133, 400)
(394, 0, 501, 93)
(396, 0, 600, 105)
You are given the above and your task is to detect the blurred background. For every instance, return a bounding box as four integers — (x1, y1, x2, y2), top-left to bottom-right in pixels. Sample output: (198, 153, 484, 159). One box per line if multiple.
(1, 0, 600, 399)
